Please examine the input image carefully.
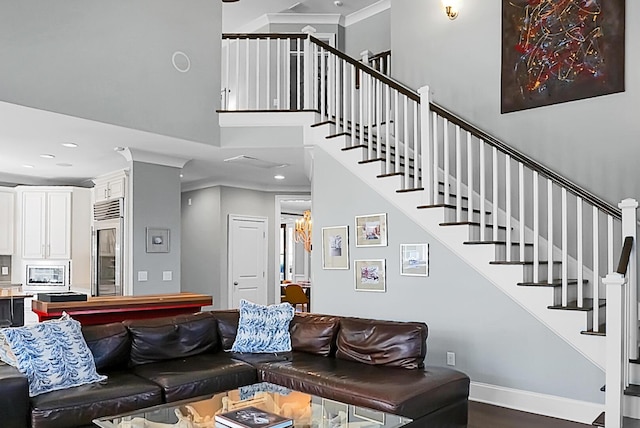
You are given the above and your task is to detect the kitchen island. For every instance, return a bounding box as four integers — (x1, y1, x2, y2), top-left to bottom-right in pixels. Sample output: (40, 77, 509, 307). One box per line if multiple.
(0, 290, 33, 327)
(31, 292, 213, 325)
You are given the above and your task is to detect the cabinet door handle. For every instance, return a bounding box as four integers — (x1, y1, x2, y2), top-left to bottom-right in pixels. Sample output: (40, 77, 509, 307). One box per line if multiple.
(104, 189, 108, 199)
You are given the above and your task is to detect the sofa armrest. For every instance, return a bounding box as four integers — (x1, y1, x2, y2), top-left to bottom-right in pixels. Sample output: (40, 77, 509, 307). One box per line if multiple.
(0, 363, 29, 428)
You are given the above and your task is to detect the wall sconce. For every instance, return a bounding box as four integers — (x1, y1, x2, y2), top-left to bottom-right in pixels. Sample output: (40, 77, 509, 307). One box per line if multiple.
(442, 1, 459, 20)
(295, 210, 312, 252)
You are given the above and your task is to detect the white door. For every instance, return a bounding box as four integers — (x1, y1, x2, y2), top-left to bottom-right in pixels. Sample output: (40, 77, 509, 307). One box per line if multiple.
(228, 215, 268, 308)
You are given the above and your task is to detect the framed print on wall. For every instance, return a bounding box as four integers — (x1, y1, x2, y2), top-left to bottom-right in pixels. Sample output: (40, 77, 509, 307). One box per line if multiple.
(146, 227, 170, 253)
(322, 226, 349, 269)
(400, 243, 429, 277)
(354, 259, 386, 292)
(355, 213, 387, 247)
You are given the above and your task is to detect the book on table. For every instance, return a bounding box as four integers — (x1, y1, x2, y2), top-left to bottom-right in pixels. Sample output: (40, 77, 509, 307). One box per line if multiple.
(215, 406, 293, 428)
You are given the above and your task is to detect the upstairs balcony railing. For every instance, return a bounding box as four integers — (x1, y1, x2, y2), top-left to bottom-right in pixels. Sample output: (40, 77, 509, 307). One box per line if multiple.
(220, 34, 638, 424)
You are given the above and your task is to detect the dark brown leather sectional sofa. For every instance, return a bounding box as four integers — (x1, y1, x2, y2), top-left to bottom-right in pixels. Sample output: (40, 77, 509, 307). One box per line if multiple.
(0, 310, 470, 428)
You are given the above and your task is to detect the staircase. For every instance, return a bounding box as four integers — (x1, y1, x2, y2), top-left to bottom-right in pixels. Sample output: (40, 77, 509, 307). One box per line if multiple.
(219, 32, 639, 427)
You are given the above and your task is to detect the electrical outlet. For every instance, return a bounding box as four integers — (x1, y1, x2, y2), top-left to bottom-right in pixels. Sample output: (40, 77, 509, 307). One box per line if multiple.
(446, 352, 456, 366)
(1, 266, 8, 276)
(163, 271, 172, 281)
(138, 271, 148, 282)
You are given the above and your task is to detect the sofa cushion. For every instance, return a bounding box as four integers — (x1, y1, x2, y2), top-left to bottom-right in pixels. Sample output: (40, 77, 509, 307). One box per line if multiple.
(124, 312, 218, 366)
(336, 318, 427, 369)
(82, 322, 131, 372)
(259, 352, 469, 419)
(0, 314, 107, 397)
(211, 310, 240, 351)
(30, 371, 162, 428)
(132, 353, 257, 402)
(231, 300, 294, 354)
(289, 313, 340, 356)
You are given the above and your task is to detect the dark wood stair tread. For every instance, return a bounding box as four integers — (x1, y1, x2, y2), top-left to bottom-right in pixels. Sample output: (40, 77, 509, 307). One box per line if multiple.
(464, 240, 533, 246)
(592, 411, 604, 427)
(311, 120, 335, 127)
(518, 279, 587, 287)
(581, 325, 606, 336)
(490, 260, 560, 266)
(548, 298, 605, 311)
(626, 384, 640, 397)
(397, 188, 424, 193)
(440, 221, 508, 230)
(418, 204, 491, 215)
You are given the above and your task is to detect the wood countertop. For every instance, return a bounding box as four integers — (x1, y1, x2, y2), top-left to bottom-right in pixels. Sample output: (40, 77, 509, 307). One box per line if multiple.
(31, 292, 214, 325)
(0, 293, 33, 300)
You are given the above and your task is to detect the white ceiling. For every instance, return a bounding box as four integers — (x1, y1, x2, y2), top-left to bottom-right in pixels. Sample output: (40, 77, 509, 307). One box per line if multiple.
(0, 0, 381, 191)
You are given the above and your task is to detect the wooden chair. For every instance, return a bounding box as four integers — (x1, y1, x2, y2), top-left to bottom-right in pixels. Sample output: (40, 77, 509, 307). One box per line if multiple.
(282, 284, 310, 312)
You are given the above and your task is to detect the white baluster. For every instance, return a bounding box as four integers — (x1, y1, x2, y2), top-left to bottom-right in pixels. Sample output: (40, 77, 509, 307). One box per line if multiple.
(404, 95, 410, 188)
(547, 179, 553, 284)
(467, 131, 473, 222)
(413, 101, 419, 189)
(343, 59, 349, 134)
(505, 155, 512, 262)
(479, 141, 486, 241)
(256, 38, 260, 109)
(277, 39, 282, 110)
(394, 90, 399, 173)
(577, 197, 583, 307)
(418, 86, 432, 205)
(385, 84, 391, 171)
(245, 38, 250, 109)
(319, 47, 325, 116)
(455, 125, 462, 222)
(235, 38, 241, 109)
(443, 119, 450, 206)
(266, 38, 271, 111)
(224, 38, 230, 110)
(297, 38, 302, 110)
(359, 69, 364, 148)
(562, 188, 568, 306)
(368, 74, 374, 158)
(492, 147, 498, 241)
(335, 57, 341, 131)
(533, 171, 539, 283)
(519, 163, 525, 262)
(351, 65, 356, 146)
(432, 112, 439, 204)
(608, 215, 614, 274)
(593, 206, 600, 331)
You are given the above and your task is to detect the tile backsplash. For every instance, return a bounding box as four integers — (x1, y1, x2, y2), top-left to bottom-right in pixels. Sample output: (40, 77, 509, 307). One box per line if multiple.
(0, 255, 11, 283)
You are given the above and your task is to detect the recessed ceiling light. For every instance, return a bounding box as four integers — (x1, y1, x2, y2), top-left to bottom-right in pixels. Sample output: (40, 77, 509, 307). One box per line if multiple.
(61, 142, 78, 148)
(274, 175, 285, 180)
(40, 154, 55, 159)
(22, 164, 34, 168)
(56, 163, 73, 167)
(179, 173, 184, 178)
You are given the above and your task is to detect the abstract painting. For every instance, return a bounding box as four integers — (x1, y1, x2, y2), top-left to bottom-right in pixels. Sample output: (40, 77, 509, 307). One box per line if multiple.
(501, 0, 625, 113)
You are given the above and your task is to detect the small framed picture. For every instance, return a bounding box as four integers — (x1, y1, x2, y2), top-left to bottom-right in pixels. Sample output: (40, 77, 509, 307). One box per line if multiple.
(353, 406, 386, 425)
(355, 213, 387, 247)
(322, 226, 349, 269)
(322, 398, 348, 428)
(354, 259, 386, 292)
(146, 228, 170, 253)
(400, 243, 429, 277)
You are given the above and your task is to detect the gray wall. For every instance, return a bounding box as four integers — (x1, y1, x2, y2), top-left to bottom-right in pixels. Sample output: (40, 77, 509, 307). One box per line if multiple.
(311, 146, 604, 403)
(181, 185, 303, 309)
(344, 9, 391, 58)
(131, 161, 181, 295)
(181, 187, 221, 309)
(390, 0, 640, 206)
(0, 0, 221, 145)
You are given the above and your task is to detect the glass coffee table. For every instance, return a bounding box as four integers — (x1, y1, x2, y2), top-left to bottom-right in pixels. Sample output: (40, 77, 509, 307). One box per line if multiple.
(93, 382, 412, 428)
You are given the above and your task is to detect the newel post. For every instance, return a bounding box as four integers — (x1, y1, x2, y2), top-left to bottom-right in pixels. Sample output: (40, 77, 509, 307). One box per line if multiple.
(418, 85, 432, 205)
(604, 272, 626, 428)
(620, 198, 638, 360)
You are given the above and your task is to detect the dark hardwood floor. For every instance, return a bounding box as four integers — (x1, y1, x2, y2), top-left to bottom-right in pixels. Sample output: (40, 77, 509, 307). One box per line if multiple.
(468, 402, 590, 428)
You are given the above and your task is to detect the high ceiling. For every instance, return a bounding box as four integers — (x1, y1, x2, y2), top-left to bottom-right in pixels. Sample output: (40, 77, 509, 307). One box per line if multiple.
(0, 0, 382, 191)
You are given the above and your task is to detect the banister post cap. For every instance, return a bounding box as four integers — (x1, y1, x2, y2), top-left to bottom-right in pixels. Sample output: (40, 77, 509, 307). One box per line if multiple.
(619, 198, 638, 209)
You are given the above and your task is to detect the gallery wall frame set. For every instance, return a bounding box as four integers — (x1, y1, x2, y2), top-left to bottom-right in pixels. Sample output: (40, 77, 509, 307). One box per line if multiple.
(400, 243, 429, 277)
(321, 226, 349, 269)
(355, 213, 387, 247)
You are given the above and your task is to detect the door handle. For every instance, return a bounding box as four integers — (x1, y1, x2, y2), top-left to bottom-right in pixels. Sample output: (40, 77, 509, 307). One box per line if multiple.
(234, 281, 238, 285)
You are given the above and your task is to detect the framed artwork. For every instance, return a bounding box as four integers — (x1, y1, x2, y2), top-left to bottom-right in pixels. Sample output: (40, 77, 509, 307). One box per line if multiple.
(355, 213, 387, 247)
(322, 226, 349, 269)
(321, 398, 348, 428)
(146, 228, 170, 253)
(400, 243, 429, 277)
(501, 0, 625, 113)
(353, 406, 386, 425)
(354, 259, 386, 292)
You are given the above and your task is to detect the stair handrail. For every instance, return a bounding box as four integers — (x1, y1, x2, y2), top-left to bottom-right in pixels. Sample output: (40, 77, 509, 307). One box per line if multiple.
(616, 236, 634, 275)
(429, 103, 621, 220)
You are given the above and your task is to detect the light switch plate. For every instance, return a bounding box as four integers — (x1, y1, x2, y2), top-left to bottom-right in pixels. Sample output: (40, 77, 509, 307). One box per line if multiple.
(1, 266, 8, 276)
(138, 271, 148, 282)
(162, 271, 172, 281)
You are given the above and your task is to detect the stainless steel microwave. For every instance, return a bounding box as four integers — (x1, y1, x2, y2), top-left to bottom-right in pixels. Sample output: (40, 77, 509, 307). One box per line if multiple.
(25, 265, 67, 288)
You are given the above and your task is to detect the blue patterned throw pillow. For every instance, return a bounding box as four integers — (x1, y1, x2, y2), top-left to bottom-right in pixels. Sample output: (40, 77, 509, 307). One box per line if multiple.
(231, 299, 295, 353)
(0, 313, 107, 397)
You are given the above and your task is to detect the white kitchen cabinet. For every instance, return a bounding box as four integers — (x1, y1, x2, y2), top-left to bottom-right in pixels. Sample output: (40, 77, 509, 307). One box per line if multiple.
(21, 190, 71, 260)
(0, 189, 14, 255)
(94, 173, 126, 202)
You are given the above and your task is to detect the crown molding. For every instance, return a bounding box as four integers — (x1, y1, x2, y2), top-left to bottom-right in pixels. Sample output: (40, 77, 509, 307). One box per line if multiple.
(344, 0, 390, 27)
(266, 13, 344, 26)
(120, 148, 189, 169)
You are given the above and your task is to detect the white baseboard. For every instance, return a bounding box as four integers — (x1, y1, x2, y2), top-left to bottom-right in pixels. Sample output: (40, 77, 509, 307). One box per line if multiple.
(470, 381, 603, 425)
